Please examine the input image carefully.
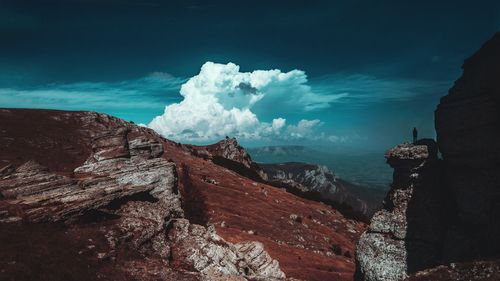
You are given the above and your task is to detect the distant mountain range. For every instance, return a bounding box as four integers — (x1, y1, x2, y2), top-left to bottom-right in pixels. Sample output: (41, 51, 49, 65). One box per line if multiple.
(260, 162, 385, 219)
(248, 145, 392, 190)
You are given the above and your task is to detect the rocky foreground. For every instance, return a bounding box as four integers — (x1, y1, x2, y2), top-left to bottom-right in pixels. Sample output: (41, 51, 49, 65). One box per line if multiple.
(355, 32, 500, 280)
(0, 109, 365, 281)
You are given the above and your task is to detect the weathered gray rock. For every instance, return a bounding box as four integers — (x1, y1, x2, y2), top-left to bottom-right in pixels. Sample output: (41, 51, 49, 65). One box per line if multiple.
(0, 111, 290, 280)
(0, 128, 181, 223)
(355, 140, 445, 281)
(168, 218, 286, 281)
(356, 32, 500, 281)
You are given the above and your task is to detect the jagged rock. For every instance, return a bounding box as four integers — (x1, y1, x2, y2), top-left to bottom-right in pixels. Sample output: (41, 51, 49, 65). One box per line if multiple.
(355, 140, 445, 281)
(168, 218, 286, 280)
(0, 128, 182, 223)
(205, 137, 255, 169)
(0, 125, 187, 279)
(189, 137, 269, 181)
(0, 109, 360, 281)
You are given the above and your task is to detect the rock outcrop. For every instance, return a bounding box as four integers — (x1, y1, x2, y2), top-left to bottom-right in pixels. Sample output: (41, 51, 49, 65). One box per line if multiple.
(0, 109, 288, 281)
(168, 218, 285, 280)
(162, 138, 367, 281)
(1, 108, 364, 281)
(187, 137, 268, 181)
(356, 32, 500, 281)
(355, 140, 445, 281)
(188, 139, 383, 219)
(261, 162, 343, 194)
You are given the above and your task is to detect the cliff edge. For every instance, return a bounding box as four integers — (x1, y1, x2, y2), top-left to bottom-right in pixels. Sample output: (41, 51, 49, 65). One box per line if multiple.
(355, 32, 500, 281)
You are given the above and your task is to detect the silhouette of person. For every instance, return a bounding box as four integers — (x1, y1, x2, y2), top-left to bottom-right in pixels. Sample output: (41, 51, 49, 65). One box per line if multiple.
(412, 127, 418, 144)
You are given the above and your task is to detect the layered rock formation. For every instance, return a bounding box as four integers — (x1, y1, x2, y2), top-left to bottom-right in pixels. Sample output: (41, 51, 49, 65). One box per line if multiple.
(261, 162, 384, 218)
(0, 109, 286, 280)
(356, 32, 500, 280)
(168, 218, 285, 280)
(1, 108, 365, 281)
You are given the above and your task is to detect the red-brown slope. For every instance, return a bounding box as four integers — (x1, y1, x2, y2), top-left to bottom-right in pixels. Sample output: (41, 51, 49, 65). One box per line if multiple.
(163, 140, 366, 281)
(0, 108, 366, 281)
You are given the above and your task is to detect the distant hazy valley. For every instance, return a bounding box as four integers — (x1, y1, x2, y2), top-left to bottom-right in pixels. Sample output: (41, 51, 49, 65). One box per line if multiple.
(248, 145, 393, 191)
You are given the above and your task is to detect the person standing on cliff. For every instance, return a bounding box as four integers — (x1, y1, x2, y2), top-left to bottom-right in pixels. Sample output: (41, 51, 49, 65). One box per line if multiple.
(412, 127, 418, 144)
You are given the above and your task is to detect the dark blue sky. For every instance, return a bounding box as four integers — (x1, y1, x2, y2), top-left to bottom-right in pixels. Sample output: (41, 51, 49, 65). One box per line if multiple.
(1, 0, 500, 151)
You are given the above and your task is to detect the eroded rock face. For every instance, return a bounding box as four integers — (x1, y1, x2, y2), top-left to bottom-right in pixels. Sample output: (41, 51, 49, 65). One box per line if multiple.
(0, 120, 185, 273)
(0, 109, 289, 281)
(0, 127, 182, 223)
(168, 218, 286, 280)
(355, 140, 446, 281)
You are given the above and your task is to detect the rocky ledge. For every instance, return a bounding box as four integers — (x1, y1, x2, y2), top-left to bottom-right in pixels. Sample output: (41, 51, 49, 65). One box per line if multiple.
(356, 32, 500, 281)
(355, 140, 445, 281)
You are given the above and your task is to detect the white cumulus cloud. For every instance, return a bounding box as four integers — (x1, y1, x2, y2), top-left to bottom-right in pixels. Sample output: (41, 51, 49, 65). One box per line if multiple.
(148, 62, 340, 142)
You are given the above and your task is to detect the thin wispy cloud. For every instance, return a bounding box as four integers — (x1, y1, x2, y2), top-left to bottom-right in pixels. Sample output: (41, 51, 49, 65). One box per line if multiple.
(311, 74, 451, 105)
(0, 73, 186, 112)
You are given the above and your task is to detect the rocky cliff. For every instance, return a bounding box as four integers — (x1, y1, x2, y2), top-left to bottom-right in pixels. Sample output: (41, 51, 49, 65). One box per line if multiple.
(435, 32, 500, 262)
(355, 32, 500, 280)
(0, 108, 365, 281)
(355, 140, 446, 281)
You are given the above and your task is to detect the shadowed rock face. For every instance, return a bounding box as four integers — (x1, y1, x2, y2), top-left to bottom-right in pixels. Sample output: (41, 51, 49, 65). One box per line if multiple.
(405, 259, 500, 281)
(356, 32, 500, 281)
(435, 32, 500, 262)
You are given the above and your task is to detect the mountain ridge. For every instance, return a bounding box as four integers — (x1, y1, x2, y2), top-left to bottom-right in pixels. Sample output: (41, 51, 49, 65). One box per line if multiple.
(0, 108, 366, 281)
